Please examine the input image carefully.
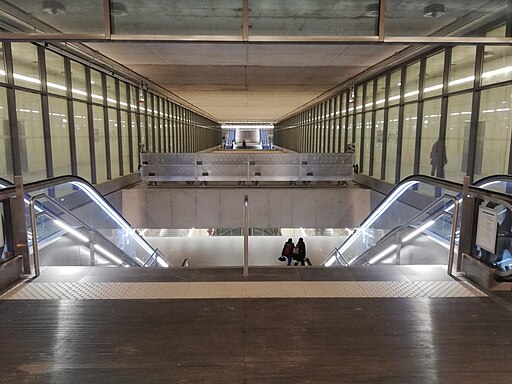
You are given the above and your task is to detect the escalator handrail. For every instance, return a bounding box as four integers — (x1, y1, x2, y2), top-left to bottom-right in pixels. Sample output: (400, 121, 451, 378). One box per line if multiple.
(348, 193, 458, 265)
(324, 174, 512, 266)
(33, 193, 142, 266)
(0, 175, 169, 266)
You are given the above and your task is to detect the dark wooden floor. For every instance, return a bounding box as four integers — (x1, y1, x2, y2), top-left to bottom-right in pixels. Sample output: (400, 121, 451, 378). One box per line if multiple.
(1, 266, 512, 383)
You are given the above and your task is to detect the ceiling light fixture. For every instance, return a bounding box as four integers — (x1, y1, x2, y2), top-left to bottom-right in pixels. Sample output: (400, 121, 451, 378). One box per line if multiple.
(42, 1, 66, 16)
(110, 2, 128, 17)
(423, 4, 446, 18)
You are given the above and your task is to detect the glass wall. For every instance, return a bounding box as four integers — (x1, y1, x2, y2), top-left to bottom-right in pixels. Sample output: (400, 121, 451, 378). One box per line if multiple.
(275, 35, 512, 188)
(0, 42, 220, 187)
(48, 96, 71, 177)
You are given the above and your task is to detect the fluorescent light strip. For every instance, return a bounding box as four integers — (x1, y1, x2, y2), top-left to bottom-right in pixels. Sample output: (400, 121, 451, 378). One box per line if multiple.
(53, 219, 89, 242)
(369, 244, 397, 264)
(448, 75, 475, 86)
(402, 220, 436, 242)
(93, 244, 123, 265)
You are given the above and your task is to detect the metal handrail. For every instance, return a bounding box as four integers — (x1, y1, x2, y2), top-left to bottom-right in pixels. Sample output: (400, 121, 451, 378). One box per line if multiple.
(349, 193, 458, 263)
(29, 193, 142, 276)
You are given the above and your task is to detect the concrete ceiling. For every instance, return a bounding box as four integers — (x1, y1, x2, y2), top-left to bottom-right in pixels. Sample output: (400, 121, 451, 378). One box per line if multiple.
(1, 0, 507, 123)
(86, 42, 406, 122)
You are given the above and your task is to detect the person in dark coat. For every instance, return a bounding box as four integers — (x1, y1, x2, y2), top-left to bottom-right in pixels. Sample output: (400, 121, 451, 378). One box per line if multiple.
(294, 237, 306, 266)
(281, 238, 295, 266)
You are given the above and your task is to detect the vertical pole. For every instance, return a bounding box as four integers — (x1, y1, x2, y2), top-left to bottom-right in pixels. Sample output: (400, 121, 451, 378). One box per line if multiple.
(458, 175, 471, 270)
(14, 176, 30, 274)
(448, 199, 460, 275)
(29, 197, 40, 277)
(89, 230, 95, 266)
(243, 195, 249, 276)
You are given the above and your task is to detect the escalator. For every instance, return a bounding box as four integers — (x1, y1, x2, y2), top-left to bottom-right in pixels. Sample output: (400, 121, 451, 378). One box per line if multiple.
(0, 176, 170, 270)
(323, 175, 512, 282)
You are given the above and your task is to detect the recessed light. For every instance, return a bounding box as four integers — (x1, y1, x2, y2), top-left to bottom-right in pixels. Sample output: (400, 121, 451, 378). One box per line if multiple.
(43, 1, 66, 16)
(110, 2, 128, 17)
(424, 4, 446, 18)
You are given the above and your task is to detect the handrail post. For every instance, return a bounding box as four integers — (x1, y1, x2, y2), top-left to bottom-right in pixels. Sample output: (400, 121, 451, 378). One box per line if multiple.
(448, 199, 460, 275)
(243, 195, 249, 276)
(29, 194, 46, 277)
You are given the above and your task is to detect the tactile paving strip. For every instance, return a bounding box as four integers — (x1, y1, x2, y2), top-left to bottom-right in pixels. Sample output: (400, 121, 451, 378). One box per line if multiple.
(1, 280, 486, 300)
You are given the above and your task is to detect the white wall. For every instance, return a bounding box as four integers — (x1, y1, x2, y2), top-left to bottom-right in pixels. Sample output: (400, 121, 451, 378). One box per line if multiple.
(147, 235, 346, 267)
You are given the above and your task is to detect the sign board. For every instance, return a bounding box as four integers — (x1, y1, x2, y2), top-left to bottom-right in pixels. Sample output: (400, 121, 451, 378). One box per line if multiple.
(476, 206, 498, 254)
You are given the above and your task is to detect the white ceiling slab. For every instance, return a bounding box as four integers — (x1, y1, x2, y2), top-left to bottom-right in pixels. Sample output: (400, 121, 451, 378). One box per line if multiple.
(87, 42, 406, 122)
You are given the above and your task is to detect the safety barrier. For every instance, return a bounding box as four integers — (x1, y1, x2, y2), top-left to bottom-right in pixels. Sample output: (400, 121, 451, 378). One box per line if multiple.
(141, 152, 354, 185)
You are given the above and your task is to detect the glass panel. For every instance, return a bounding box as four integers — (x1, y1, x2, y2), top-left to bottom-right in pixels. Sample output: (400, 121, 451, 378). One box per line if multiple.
(129, 85, 138, 111)
(354, 114, 362, 171)
(419, 99, 443, 181)
(355, 85, 363, 113)
(119, 82, 128, 110)
(131, 112, 139, 168)
(0, 87, 12, 181)
(424, 51, 445, 98)
(386, 0, 507, 37)
(364, 81, 374, 111)
(120, 111, 130, 174)
(449, 46, 476, 92)
(16, 91, 44, 182)
(70, 61, 87, 101)
(385, 107, 399, 183)
(8, 1, 104, 34)
(108, 108, 119, 178)
(0, 43, 6, 83)
(112, 0, 242, 35)
(250, 0, 378, 36)
(106, 76, 117, 107)
(93, 106, 107, 183)
(362, 111, 372, 174)
(90, 70, 104, 104)
(400, 103, 417, 180)
(48, 96, 71, 176)
(73, 101, 91, 181)
(388, 69, 401, 106)
(45, 51, 66, 96)
(482, 46, 512, 86)
(375, 76, 386, 107)
(12, 43, 40, 90)
(476, 85, 512, 179)
(445, 93, 473, 182)
(405, 61, 420, 101)
(373, 109, 384, 178)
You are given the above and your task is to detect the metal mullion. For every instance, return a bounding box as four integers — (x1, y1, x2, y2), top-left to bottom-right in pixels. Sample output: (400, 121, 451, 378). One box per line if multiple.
(369, 82, 377, 176)
(101, 73, 111, 179)
(125, 85, 133, 172)
(39, 46, 53, 178)
(104, 0, 111, 39)
(436, 47, 452, 179)
(360, 85, 367, 172)
(413, 60, 426, 175)
(4, 42, 22, 177)
(465, 45, 485, 181)
(84, 67, 96, 183)
(150, 94, 156, 152)
(381, 73, 391, 180)
(378, 0, 386, 41)
(63, 58, 77, 176)
(115, 80, 123, 175)
(395, 68, 407, 183)
(242, 0, 249, 42)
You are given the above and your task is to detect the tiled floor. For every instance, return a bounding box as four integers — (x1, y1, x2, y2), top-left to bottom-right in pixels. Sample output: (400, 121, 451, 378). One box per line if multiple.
(1, 265, 511, 383)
